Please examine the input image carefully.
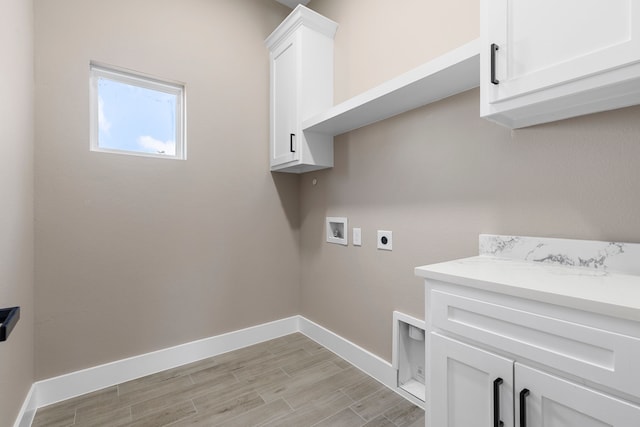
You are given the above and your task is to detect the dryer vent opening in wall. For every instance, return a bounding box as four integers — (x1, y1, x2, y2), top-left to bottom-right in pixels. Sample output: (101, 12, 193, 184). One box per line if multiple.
(392, 311, 426, 405)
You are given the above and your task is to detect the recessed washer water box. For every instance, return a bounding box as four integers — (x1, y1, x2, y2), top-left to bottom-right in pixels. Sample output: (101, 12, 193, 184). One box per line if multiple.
(392, 311, 426, 406)
(326, 217, 348, 245)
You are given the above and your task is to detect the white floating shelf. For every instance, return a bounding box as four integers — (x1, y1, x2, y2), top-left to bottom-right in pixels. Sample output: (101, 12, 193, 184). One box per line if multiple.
(302, 38, 480, 136)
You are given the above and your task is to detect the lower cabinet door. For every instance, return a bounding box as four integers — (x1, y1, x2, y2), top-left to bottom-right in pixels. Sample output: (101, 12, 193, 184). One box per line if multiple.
(431, 333, 514, 427)
(515, 363, 640, 427)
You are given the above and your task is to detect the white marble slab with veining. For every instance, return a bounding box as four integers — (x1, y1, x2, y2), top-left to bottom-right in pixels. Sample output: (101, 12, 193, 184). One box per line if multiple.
(415, 235, 640, 322)
(479, 234, 640, 276)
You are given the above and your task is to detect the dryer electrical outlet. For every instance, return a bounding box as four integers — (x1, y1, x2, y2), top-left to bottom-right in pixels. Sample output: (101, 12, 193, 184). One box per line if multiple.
(377, 230, 393, 250)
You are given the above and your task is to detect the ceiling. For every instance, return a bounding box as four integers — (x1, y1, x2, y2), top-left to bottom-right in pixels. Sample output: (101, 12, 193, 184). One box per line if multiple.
(275, 0, 310, 8)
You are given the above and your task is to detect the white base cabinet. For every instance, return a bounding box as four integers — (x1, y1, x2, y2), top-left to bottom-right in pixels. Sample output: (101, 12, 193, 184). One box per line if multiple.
(432, 332, 640, 427)
(515, 363, 640, 427)
(481, 0, 640, 128)
(422, 281, 640, 427)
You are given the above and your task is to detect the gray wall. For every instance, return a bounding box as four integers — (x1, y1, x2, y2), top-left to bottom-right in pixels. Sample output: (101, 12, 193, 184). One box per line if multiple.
(301, 0, 640, 362)
(29, 0, 640, 389)
(34, 0, 298, 380)
(0, 0, 35, 425)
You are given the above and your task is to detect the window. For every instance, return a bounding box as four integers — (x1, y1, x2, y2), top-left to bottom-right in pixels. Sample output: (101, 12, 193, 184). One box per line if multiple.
(89, 63, 185, 159)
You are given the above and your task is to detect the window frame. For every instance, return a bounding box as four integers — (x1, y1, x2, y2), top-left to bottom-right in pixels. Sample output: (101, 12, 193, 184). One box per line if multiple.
(89, 62, 186, 160)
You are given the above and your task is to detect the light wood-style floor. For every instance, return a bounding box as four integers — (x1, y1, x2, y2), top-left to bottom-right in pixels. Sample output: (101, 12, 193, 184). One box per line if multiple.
(33, 333, 424, 427)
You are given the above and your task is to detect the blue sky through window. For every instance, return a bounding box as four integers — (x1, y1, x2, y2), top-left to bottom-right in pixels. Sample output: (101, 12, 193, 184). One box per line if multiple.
(97, 77, 178, 156)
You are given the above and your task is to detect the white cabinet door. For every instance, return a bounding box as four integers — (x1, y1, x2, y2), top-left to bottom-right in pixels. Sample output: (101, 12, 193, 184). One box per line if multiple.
(481, 0, 640, 128)
(515, 363, 640, 427)
(271, 35, 298, 167)
(265, 6, 336, 173)
(487, 0, 640, 102)
(430, 333, 514, 427)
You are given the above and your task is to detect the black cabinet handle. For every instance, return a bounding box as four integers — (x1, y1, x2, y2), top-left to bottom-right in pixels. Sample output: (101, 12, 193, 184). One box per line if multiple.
(0, 307, 20, 342)
(290, 133, 296, 153)
(491, 43, 500, 85)
(493, 378, 504, 427)
(520, 388, 530, 427)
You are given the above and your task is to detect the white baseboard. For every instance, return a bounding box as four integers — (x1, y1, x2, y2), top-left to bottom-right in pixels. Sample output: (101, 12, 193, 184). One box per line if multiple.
(13, 384, 37, 427)
(34, 316, 299, 408)
(298, 317, 425, 408)
(18, 314, 418, 425)
(297, 317, 396, 389)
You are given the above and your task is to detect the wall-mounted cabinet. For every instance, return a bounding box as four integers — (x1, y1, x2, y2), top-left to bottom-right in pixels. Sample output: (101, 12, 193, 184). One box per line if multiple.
(481, 0, 640, 128)
(266, 8, 480, 173)
(266, 3, 640, 172)
(265, 6, 337, 173)
(301, 9, 640, 137)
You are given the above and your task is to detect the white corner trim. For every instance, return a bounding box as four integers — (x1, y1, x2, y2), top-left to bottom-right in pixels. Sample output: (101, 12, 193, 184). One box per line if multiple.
(297, 317, 396, 389)
(34, 316, 299, 408)
(12, 384, 37, 427)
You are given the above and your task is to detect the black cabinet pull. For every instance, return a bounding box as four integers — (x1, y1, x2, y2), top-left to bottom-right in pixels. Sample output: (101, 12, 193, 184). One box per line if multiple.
(520, 388, 530, 427)
(290, 133, 296, 153)
(491, 43, 500, 85)
(0, 307, 20, 342)
(493, 378, 504, 427)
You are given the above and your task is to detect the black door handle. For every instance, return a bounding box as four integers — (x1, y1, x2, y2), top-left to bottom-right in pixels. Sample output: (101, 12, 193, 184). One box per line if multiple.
(520, 388, 530, 427)
(290, 133, 296, 153)
(493, 378, 504, 427)
(491, 43, 500, 85)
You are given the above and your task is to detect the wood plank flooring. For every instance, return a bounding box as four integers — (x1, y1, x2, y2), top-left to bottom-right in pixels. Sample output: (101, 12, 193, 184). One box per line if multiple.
(32, 333, 424, 427)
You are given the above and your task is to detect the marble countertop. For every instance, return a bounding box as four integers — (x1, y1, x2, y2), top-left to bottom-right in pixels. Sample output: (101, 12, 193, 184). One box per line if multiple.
(415, 255, 640, 322)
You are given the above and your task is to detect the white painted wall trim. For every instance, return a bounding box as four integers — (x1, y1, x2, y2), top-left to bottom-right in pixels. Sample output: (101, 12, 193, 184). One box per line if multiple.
(34, 316, 299, 408)
(297, 317, 397, 390)
(16, 315, 418, 425)
(297, 317, 426, 408)
(12, 384, 37, 427)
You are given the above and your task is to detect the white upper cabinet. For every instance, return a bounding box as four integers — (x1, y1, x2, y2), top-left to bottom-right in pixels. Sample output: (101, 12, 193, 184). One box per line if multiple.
(481, 0, 640, 128)
(265, 6, 337, 173)
(271, 37, 298, 167)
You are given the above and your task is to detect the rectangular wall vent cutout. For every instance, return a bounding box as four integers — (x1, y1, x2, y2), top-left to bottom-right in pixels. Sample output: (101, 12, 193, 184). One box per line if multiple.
(393, 311, 426, 404)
